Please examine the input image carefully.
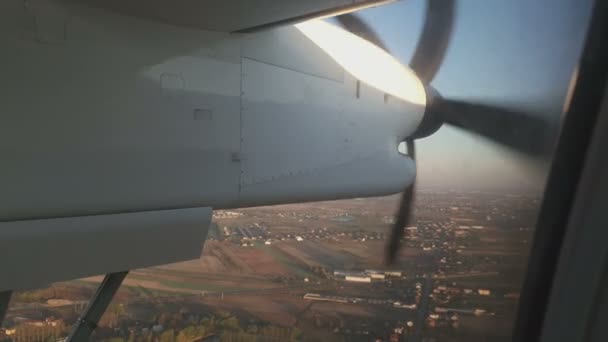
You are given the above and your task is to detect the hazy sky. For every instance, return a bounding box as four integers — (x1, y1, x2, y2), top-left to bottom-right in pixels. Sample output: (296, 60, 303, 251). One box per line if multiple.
(352, 0, 592, 191)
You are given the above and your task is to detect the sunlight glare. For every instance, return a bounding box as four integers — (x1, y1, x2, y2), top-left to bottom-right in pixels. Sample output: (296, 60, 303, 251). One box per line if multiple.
(295, 19, 426, 106)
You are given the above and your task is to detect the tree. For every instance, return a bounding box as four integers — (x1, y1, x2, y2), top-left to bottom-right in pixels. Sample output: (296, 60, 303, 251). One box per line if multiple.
(158, 313, 172, 327)
(177, 325, 207, 342)
(105, 338, 126, 342)
(159, 329, 176, 342)
(290, 327, 303, 341)
(200, 316, 216, 330)
(106, 303, 126, 328)
(219, 317, 240, 331)
(245, 324, 258, 334)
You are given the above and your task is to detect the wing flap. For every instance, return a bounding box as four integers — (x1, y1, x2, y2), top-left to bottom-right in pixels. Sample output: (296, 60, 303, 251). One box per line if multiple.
(0, 208, 211, 291)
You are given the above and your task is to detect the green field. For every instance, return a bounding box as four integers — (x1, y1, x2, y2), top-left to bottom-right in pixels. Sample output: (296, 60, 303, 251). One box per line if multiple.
(260, 245, 314, 278)
(158, 279, 253, 293)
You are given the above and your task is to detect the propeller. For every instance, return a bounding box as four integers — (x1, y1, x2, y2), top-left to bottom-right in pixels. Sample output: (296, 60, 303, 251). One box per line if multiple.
(338, 0, 454, 263)
(432, 99, 551, 157)
(335, 14, 390, 52)
(386, 140, 415, 262)
(334, 0, 551, 264)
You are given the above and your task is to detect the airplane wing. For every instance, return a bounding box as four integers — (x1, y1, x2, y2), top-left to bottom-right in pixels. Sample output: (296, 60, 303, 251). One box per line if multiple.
(81, 0, 395, 32)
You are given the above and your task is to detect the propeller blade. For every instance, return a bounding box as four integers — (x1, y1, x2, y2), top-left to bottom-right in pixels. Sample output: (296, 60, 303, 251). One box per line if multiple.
(409, 0, 455, 83)
(387, 140, 416, 264)
(335, 13, 390, 52)
(385, 0, 454, 264)
(434, 98, 553, 157)
(330, 3, 455, 264)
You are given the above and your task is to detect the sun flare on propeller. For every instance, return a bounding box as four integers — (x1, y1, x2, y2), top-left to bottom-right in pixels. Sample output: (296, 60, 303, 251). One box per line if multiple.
(295, 19, 427, 106)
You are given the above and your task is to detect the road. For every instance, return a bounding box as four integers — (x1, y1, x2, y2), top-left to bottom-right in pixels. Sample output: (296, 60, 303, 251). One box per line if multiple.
(434, 271, 499, 280)
(412, 277, 433, 342)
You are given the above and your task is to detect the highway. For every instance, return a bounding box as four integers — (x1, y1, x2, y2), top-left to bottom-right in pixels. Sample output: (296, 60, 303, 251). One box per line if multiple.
(412, 277, 433, 342)
(433, 271, 499, 280)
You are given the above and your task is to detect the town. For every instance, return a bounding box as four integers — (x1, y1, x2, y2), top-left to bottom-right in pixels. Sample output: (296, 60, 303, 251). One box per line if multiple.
(1, 190, 537, 342)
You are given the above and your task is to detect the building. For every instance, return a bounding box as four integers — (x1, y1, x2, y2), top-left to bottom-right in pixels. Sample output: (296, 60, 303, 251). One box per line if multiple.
(3, 328, 16, 336)
(478, 289, 491, 296)
(393, 302, 417, 309)
(364, 270, 386, 280)
(383, 216, 396, 224)
(474, 309, 487, 316)
(303, 293, 348, 303)
(193, 335, 220, 342)
(334, 270, 348, 277)
(212, 210, 243, 219)
(345, 275, 372, 283)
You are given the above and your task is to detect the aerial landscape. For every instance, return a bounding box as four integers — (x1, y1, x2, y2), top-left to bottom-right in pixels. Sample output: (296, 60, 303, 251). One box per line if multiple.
(1, 190, 538, 342)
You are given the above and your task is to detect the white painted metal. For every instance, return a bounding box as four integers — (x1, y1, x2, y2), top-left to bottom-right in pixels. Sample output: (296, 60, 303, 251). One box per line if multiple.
(241, 26, 344, 81)
(0, 0, 424, 289)
(0, 1, 242, 220)
(79, 0, 387, 32)
(0, 207, 212, 291)
(238, 58, 419, 206)
(0, 0, 424, 221)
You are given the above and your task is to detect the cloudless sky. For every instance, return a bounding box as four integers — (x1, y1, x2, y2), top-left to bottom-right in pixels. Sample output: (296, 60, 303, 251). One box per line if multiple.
(351, 0, 593, 191)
